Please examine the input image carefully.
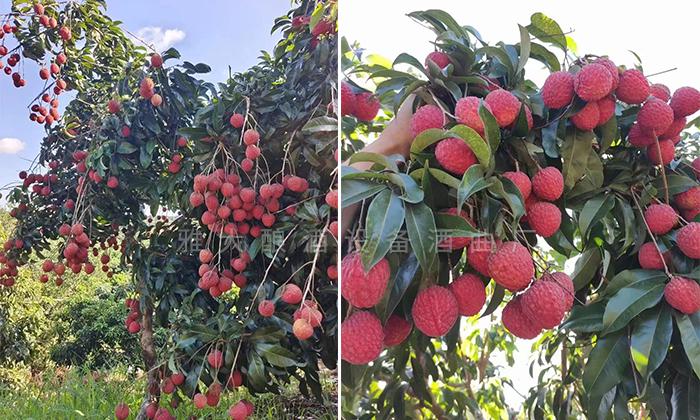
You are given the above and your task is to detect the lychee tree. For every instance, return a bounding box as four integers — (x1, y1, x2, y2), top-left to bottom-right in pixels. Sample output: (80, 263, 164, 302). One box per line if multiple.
(0, 0, 337, 419)
(341, 10, 700, 419)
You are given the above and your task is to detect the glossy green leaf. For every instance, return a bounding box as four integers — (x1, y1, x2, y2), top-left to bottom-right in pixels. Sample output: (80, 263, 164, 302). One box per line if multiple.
(602, 279, 664, 334)
(448, 124, 491, 168)
(404, 202, 437, 275)
(675, 312, 700, 380)
(582, 331, 629, 420)
(630, 305, 672, 379)
(361, 190, 406, 271)
(528, 13, 567, 51)
(456, 165, 491, 210)
(579, 194, 614, 239)
(561, 301, 605, 333)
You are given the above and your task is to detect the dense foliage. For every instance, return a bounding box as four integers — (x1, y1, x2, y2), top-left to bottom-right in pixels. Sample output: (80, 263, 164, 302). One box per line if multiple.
(341, 10, 700, 419)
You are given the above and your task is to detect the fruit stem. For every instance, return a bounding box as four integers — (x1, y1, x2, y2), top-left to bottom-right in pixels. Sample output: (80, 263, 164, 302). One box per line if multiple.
(645, 67, 678, 78)
(653, 137, 670, 204)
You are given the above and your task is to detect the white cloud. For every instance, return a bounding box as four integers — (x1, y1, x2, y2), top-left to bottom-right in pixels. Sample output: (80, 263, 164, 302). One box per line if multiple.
(0, 138, 25, 154)
(133, 27, 186, 52)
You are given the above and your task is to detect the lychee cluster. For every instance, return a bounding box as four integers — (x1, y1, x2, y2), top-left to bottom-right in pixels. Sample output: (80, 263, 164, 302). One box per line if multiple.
(341, 81, 380, 121)
(124, 298, 142, 334)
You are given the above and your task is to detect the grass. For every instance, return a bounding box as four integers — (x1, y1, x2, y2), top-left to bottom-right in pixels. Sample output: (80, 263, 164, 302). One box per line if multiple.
(0, 366, 337, 419)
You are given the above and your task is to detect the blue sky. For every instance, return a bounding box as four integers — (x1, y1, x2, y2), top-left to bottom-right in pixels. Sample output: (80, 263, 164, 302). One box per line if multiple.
(0, 0, 289, 199)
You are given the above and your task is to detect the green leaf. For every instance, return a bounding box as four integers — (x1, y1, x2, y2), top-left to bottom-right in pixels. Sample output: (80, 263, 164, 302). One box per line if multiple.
(599, 115, 618, 152)
(579, 194, 615, 239)
(480, 284, 504, 318)
(410, 128, 449, 156)
(404, 203, 437, 275)
(302, 116, 338, 134)
(489, 178, 526, 222)
(561, 301, 605, 333)
(572, 247, 601, 290)
(675, 312, 700, 380)
(528, 13, 567, 51)
(456, 165, 492, 210)
(348, 152, 400, 172)
(479, 104, 501, 152)
(435, 213, 482, 238)
(388, 173, 424, 204)
(381, 253, 420, 322)
(116, 142, 138, 154)
(582, 331, 629, 420)
(393, 52, 429, 77)
(561, 128, 595, 189)
(516, 24, 531, 75)
(361, 190, 406, 271)
(630, 306, 672, 380)
(602, 279, 665, 334)
(448, 125, 491, 167)
(671, 373, 700, 420)
(605, 270, 667, 297)
(255, 343, 298, 367)
(247, 351, 267, 390)
(529, 42, 561, 72)
(340, 179, 386, 208)
(410, 168, 461, 189)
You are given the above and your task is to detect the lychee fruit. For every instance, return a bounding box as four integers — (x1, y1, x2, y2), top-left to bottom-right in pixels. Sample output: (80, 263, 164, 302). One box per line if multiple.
(229, 113, 244, 128)
(108, 99, 121, 114)
(543, 271, 575, 310)
(467, 236, 500, 276)
(541, 71, 575, 109)
(638, 242, 666, 270)
(570, 101, 600, 131)
(593, 57, 619, 91)
(646, 140, 675, 166)
(207, 349, 223, 369)
(341, 252, 390, 308)
(675, 186, 700, 210)
(383, 314, 412, 347)
(627, 124, 656, 147)
(281, 284, 303, 304)
(437, 208, 475, 249)
(325, 189, 338, 209)
(520, 279, 567, 329)
(488, 241, 534, 291)
(150, 53, 163, 68)
(194, 393, 207, 409)
(649, 84, 671, 102)
(502, 295, 542, 339)
(340, 82, 356, 116)
(115, 403, 130, 420)
(258, 300, 275, 317)
(228, 401, 249, 420)
(341, 311, 384, 364)
(664, 276, 700, 314)
(410, 104, 445, 137)
(502, 171, 531, 200)
(293, 318, 314, 340)
(411, 286, 459, 337)
(455, 96, 491, 135)
(425, 51, 450, 69)
(449, 273, 486, 316)
(660, 117, 686, 141)
(527, 202, 562, 237)
(574, 63, 613, 101)
(434, 137, 478, 175)
(677, 222, 700, 259)
(644, 203, 678, 235)
(596, 95, 616, 126)
(485, 89, 521, 127)
(670, 86, 700, 118)
(353, 92, 380, 121)
(615, 69, 649, 104)
(638, 97, 674, 134)
(532, 167, 564, 201)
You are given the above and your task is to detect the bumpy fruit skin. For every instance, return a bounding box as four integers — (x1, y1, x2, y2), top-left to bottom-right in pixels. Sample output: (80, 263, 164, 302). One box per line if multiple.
(340, 82, 356, 116)
(541, 71, 575, 109)
(455, 97, 491, 134)
(670, 86, 700, 118)
(488, 241, 534, 291)
(675, 186, 700, 210)
(410, 104, 445, 137)
(281, 283, 303, 304)
(638, 242, 666, 270)
(593, 57, 619, 91)
(677, 222, 700, 258)
(437, 208, 475, 249)
(628, 123, 656, 147)
(616, 69, 650, 104)
(521, 280, 567, 329)
(383, 314, 412, 347)
(341, 311, 385, 364)
(532, 167, 564, 201)
(425, 51, 450, 69)
(660, 117, 686, 141)
(411, 286, 459, 337)
(543, 272, 574, 310)
(644, 204, 678, 235)
(353, 92, 380, 121)
(115, 403, 130, 420)
(664, 276, 700, 314)
(650, 83, 671, 102)
(435, 137, 478, 175)
(293, 318, 314, 340)
(638, 97, 674, 134)
(467, 237, 500, 276)
(485, 89, 521, 127)
(449, 273, 486, 316)
(341, 252, 390, 308)
(574, 63, 613, 101)
(682, 207, 700, 221)
(646, 139, 675, 165)
(228, 401, 248, 420)
(527, 202, 561, 237)
(257, 300, 275, 317)
(502, 171, 531, 200)
(571, 101, 600, 131)
(502, 295, 542, 339)
(596, 95, 616, 126)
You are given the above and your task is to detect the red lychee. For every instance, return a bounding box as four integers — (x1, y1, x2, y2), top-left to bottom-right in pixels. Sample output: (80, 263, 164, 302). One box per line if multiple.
(115, 403, 130, 420)
(541, 71, 575, 109)
(425, 51, 450, 69)
(437, 208, 475, 250)
(341, 252, 390, 308)
(644, 203, 678, 235)
(467, 236, 500, 276)
(455, 96, 491, 135)
(449, 273, 486, 316)
(325, 189, 338, 209)
(434, 137, 478, 176)
(229, 113, 244, 128)
(527, 202, 561, 237)
(485, 89, 521, 127)
(340, 82, 356, 116)
(543, 271, 574, 310)
(649, 84, 671, 102)
(150, 53, 163, 68)
(411, 286, 459, 337)
(207, 349, 223, 369)
(670, 87, 700, 118)
(532, 167, 564, 201)
(629, 122, 656, 147)
(570, 101, 600, 131)
(410, 104, 445, 137)
(677, 222, 700, 258)
(664, 276, 700, 314)
(638, 97, 674, 134)
(293, 318, 314, 340)
(502, 295, 542, 339)
(341, 311, 384, 364)
(675, 186, 700, 210)
(646, 140, 675, 165)
(383, 314, 412, 347)
(596, 95, 616, 126)
(520, 279, 567, 329)
(258, 300, 275, 317)
(660, 117, 686, 141)
(593, 57, 619, 92)
(638, 242, 666, 270)
(574, 63, 613, 101)
(615, 69, 649, 104)
(502, 171, 531, 200)
(488, 241, 534, 291)
(353, 92, 380, 121)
